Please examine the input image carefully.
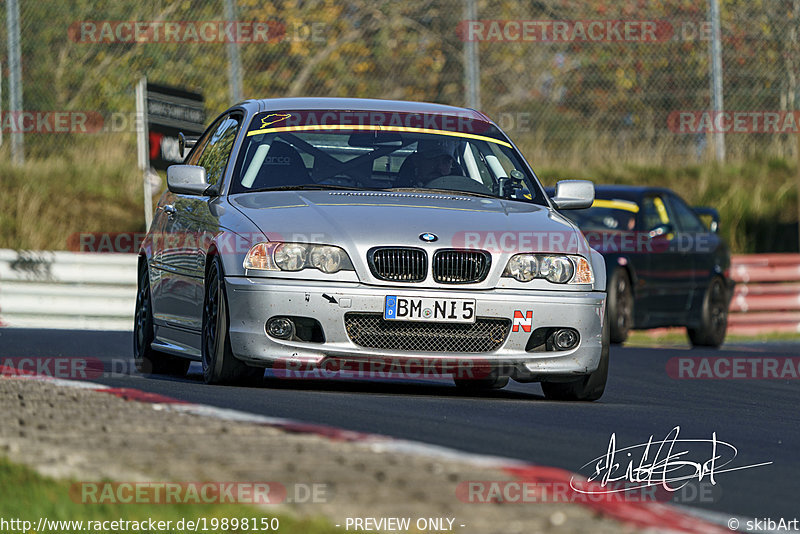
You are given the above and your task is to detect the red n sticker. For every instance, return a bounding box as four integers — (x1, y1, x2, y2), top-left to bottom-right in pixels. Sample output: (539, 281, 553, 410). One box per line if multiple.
(512, 310, 533, 332)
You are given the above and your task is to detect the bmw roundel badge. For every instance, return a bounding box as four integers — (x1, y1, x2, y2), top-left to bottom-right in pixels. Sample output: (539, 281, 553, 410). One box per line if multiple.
(419, 233, 438, 242)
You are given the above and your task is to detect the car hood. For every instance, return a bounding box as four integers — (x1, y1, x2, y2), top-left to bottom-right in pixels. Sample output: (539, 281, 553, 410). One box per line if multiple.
(229, 190, 584, 254)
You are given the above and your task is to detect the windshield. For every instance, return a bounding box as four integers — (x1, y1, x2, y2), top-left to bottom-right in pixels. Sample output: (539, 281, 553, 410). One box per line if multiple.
(229, 111, 547, 205)
(561, 200, 640, 232)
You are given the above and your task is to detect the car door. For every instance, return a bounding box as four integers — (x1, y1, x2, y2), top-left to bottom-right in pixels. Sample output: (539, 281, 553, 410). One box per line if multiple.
(638, 193, 692, 324)
(663, 192, 717, 314)
(150, 124, 213, 327)
(159, 113, 241, 330)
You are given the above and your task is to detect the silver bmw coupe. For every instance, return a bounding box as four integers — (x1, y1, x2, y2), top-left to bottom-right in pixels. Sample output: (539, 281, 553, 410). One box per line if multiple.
(135, 98, 609, 400)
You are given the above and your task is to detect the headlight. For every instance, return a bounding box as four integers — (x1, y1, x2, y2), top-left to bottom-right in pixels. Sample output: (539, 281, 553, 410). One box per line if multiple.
(502, 254, 593, 284)
(244, 242, 353, 274)
(309, 245, 351, 274)
(503, 254, 539, 282)
(274, 243, 308, 271)
(539, 256, 573, 283)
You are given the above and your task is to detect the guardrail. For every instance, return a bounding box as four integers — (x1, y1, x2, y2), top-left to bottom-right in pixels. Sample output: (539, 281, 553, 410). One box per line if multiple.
(0, 249, 136, 330)
(729, 253, 800, 335)
(1, 249, 799, 336)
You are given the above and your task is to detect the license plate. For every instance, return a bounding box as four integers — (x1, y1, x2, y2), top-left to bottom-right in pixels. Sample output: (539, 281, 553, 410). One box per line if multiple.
(384, 296, 476, 323)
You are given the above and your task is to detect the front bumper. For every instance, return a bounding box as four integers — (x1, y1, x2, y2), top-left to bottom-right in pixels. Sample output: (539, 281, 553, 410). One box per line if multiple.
(225, 276, 606, 382)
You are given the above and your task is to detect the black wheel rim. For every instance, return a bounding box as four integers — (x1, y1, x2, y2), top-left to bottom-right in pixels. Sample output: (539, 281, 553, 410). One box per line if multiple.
(709, 279, 727, 335)
(203, 266, 220, 370)
(134, 275, 150, 357)
(616, 275, 632, 331)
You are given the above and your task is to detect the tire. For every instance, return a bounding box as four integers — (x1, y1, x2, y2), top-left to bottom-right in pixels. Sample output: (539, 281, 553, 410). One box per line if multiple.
(133, 261, 190, 376)
(202, 256, 262, 385)
(541, 314, 609, 402)
(687, 276, 729, 348)
(607, 268, 633, 344)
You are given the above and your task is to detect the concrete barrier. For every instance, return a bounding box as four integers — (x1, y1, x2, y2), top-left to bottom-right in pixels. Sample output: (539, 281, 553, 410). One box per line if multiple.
(729, 253, 800, 335)
(0, 249, 136, 330)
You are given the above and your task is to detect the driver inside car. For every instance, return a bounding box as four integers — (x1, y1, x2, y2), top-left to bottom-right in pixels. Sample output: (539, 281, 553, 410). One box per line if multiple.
(396, 138, 461, 187)
(417, 144, 457, 182)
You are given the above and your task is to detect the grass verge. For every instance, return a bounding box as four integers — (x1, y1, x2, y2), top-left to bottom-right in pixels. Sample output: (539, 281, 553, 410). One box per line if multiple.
(0, 456, 341, 534)
(0, 140, 145, 251)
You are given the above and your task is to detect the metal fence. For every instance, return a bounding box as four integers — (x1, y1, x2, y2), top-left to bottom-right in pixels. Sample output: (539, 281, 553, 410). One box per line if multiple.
(2, 0, 800, 167)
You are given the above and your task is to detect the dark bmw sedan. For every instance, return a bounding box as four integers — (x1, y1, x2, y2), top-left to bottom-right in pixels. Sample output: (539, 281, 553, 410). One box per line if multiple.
(549, 185, 734, 347)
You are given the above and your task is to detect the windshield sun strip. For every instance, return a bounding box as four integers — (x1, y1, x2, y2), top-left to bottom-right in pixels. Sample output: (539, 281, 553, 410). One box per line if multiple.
(245, 123, 512, 148)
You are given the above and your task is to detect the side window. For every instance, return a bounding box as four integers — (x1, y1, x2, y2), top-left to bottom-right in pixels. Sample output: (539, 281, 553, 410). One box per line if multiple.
(665, 194, 706, 232)
(196, 115, 241, 186)
(642, 195, 670, 231)
(185, 122, 216, 166)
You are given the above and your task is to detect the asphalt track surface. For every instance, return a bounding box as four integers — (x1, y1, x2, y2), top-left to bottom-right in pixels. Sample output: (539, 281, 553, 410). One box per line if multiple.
(1, 328, 797, 522)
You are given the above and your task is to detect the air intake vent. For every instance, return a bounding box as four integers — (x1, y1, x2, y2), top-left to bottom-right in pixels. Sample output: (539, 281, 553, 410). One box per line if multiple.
(345, 313, 510, 352)
(432, 249, 491, 284)
(368, 247, 427, 282)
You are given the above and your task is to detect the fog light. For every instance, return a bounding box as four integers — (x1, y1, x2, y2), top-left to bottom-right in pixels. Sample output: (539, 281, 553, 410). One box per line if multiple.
(267, 317, 295, 340)
(550, 328, 579, 351)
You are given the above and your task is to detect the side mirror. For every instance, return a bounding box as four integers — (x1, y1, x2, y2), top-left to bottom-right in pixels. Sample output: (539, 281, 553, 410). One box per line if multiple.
(648, 223, 674, 239)
(693, 206, 720, 233)
(167, 165, 210, 195)
(551, 180, 595, 210)
(178, 132, 199, 159)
